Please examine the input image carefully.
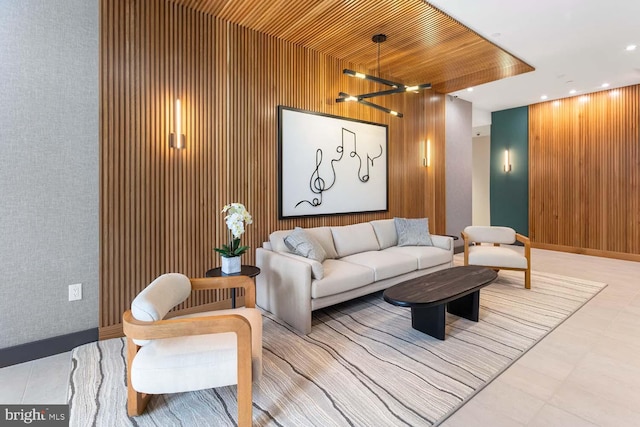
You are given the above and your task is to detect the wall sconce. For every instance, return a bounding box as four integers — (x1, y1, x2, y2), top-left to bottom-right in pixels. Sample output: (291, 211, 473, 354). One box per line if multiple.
(504, 149, 512, 172)
(422, 140, 431, 167)
(169, 99, 185, 149)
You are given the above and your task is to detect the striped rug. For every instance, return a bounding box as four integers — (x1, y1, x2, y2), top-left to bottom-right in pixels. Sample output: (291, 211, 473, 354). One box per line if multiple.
(69, 270, 605, 426)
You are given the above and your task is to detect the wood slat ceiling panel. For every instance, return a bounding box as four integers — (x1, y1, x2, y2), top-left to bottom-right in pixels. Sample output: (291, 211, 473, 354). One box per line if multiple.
(171, 0, 534, 92)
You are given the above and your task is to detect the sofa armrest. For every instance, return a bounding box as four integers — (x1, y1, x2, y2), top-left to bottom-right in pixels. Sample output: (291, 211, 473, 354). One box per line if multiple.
(430, 234, 454, 253)
(256, 248, 313, 334)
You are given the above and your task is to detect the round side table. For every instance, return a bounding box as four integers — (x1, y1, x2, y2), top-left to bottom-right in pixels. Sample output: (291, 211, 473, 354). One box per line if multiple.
(205, 265, 260, 308)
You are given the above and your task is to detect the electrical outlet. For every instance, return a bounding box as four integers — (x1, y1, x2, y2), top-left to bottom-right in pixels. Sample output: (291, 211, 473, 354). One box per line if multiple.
(69, 283, 82, 301)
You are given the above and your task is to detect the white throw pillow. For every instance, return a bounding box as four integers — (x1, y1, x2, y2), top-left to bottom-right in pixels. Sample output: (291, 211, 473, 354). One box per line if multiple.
(394, 217, 433, 246)
(284, 227, 327, 262)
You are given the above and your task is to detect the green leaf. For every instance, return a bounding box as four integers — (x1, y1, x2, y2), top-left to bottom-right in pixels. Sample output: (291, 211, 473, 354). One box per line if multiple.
(233, 245, 249, 255)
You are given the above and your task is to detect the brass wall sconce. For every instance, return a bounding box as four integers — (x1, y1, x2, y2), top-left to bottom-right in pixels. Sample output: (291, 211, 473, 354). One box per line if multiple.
(422, 140, 431, 167)
(504, 149, 512, 172)
(169, 99, 185, 149)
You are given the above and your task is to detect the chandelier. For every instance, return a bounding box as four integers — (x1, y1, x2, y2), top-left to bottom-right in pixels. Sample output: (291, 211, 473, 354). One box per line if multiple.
(336, 34, 432, 118)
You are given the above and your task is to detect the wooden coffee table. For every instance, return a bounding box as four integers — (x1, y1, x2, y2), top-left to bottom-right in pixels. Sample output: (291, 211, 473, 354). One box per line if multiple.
(383, 265, 498, 340)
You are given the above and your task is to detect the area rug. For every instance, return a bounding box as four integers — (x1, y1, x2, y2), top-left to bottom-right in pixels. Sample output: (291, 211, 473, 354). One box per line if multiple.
(68, 270, 605, 426)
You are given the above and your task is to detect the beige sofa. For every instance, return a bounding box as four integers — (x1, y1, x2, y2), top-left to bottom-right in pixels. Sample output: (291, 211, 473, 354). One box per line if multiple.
(256, 219, 454, 334)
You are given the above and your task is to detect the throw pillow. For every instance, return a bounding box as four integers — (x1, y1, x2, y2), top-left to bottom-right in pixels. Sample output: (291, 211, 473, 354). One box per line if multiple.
(284, 227, 327, 262)
(394, 217, 434, 246)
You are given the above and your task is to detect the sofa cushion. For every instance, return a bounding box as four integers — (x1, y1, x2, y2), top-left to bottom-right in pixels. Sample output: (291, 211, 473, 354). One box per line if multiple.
(311, 259, 375, 299)
(370, 219, 398, 249)
(331, 223, 380, 258)
(340, 251, 416, 281)
(385, 246, 452, 270)
(269, 227, 338, 259)
(269, 230, 292, 253)
(468, 246, 527, 269)
(280, 252, 324, 280)
(305, 227, 339, 259)
(464, 226, 516, 244)
(284, 227, 327, 262)
(394, 217, 433, 246)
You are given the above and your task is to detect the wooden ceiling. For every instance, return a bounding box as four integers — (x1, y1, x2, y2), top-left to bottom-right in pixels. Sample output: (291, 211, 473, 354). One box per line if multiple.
(170, 0, 534, 93)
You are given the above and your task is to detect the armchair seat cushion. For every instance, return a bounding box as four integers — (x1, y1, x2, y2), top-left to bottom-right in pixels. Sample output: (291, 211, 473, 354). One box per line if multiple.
(131, 307, 262, 394)
(467, 246, 528, 269)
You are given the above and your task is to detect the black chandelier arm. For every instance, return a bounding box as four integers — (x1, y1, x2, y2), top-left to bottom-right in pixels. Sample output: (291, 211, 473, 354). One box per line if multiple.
(336, 92, 356, 103)
(343, 69, 402, 88)
(406, 82, 433, 92)
(357, 99, 403, 118)
(356, 87, 406, 99)
(349, 82, 433, 100)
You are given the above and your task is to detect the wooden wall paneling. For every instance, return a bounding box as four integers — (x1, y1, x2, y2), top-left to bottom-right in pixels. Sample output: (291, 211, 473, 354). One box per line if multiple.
(529, 85, 640, 261)
(100, 0, 447, 337)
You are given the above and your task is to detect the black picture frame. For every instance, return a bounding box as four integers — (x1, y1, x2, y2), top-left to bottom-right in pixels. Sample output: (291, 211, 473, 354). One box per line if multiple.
(278, 106, 389, 219)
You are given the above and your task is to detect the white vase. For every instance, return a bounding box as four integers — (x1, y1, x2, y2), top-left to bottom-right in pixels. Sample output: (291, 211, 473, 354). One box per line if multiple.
(221, 256, 241, 274)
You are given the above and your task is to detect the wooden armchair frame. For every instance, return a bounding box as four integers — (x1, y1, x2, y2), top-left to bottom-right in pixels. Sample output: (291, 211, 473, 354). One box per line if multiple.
(461, 231, 531, 289)
(123, 276, 257, 427)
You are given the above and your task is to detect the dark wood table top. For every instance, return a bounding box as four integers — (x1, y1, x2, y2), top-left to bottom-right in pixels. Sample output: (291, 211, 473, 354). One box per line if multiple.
(205, 265, 261, 278)
(383, 265, 498, 308)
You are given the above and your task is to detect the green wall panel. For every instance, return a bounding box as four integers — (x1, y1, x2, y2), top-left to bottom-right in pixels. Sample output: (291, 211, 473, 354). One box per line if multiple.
(490, 106, 528, 235)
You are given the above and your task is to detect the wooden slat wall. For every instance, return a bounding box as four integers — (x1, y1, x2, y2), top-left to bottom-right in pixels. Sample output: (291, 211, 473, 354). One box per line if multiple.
(100, 0, 446, 337)
(529, 85, 640, 260)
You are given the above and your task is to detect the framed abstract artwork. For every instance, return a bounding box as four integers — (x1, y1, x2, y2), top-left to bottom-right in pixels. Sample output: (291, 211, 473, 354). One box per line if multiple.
(278, 106, 389, 219)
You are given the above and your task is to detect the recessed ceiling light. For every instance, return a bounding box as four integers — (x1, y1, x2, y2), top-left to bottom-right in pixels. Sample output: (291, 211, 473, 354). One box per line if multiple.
(540, 95, 548, 100)
(569, 89, 577, 94)
(626, 44, 637, 51)
(467, 87, 474, 92)
(601, 83, 610, 88)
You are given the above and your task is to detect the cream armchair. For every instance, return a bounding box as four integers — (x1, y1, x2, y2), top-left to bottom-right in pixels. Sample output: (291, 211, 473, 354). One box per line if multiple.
(461, 226, 531, 289)
(123, 273, 262, 427)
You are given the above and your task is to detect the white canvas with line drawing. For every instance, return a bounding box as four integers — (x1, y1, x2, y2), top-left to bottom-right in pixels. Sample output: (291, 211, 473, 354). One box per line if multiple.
(278, 106, 388, 218)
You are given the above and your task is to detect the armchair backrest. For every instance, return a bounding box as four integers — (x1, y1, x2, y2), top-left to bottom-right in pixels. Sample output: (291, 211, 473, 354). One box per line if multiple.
(131, 273, 191, 345)
(464, 226, 516, 244)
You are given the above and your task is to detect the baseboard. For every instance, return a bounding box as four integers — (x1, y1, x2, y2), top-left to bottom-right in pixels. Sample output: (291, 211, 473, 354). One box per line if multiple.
(0, 329, 98, 368)
(532, 242, 640, 262)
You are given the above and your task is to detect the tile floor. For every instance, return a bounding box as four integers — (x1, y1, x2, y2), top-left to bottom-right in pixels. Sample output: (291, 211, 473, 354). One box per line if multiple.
(1, 248, 639, 426)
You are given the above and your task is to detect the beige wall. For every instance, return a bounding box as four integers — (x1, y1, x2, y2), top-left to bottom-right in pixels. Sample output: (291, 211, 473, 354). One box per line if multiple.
(472, 135, 491, 226)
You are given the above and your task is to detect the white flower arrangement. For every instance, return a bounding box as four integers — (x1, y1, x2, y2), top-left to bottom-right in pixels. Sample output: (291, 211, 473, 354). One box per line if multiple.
(214, 203, 253, 258)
